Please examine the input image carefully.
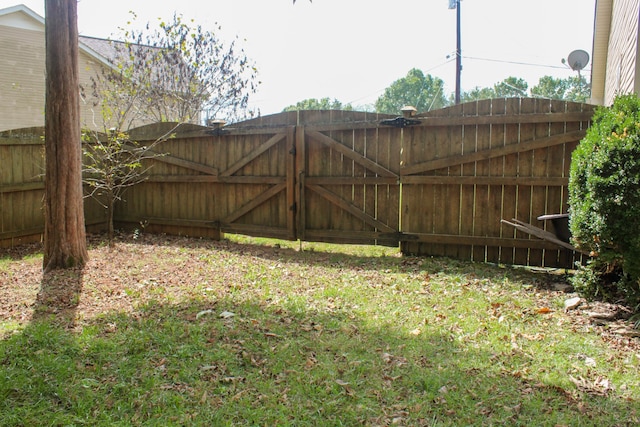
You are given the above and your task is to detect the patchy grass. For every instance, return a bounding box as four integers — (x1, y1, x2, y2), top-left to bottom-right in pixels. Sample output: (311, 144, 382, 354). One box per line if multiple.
(1, 233, 639, 426)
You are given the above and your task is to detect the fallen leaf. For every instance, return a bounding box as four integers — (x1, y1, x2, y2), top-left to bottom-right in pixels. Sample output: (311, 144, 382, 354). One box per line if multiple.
(196, 309, 214, 319)
(219, 311, 235, 319)
(335, 379, 355, 396)
(537, 307, 552, 314)
(263, 332, 280, 338)
(410, 328, 422, 336)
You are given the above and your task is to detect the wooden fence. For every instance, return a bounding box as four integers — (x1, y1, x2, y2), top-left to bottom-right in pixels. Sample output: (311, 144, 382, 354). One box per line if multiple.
(0, 98, 595, 268)
(0, 127, 106, 247)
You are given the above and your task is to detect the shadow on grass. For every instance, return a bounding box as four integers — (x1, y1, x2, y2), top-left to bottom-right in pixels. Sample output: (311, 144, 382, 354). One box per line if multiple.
(31, 267, 84, 329)
(1, 295, 637, 426)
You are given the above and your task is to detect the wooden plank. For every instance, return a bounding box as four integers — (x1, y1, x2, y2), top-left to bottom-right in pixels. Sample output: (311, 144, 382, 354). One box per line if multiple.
(501, 219, 585, 253)
(307, 184, 395, 233)
(488, 98, 509, 264)
(219, 132, 286, 177)
(529, 100, 552, 266)
(301, 229, 394, 245)
(404, 231, 575, 253)
(513, 99, 535, 265)
(306, 130, 398, 177)
(443, 103, 464, 259)
(402, 125, 434, 255)
(457, 101, 477, 261)
(486, 99, 503, 264)
(306, 176, 398, 185)
(146, 175, 285, 185)
(353, 126, 369, 234)
(0, 182, 45, 193)
(296, 126, 306, 240)
(298, 111, 593, 133)
(472, 100, 490, 263)
(499, 98, 520, 264)
(220, 223, 291, 240)
(330, 123, 349, 231)
(122, 144, 219, 176)
(401, 129, 586, 176)
(285, 126, 296, 240)
(415, 111, 594, 127)
(222, 183, 286, 225)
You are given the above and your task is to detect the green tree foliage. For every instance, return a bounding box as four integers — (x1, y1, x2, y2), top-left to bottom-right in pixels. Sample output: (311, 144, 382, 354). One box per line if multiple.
(460, 86, 496, 103)
(563, 75, 591, 103)
(461, 77, 528, 102)
(494, 77, 528, 98)
(283, 98, 353, 112)
(85, 12, 259, 128)
(531, 75, 589, 102)
(569, 95, 640, 305)
(375, 69, 448, 114)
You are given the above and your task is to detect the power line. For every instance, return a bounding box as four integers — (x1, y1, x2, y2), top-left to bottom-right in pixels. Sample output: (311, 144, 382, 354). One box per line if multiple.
(463, 55, 589, 72)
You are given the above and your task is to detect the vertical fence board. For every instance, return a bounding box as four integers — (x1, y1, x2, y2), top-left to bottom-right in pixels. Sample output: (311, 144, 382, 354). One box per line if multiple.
(513, 99, 535, 265)
(500, 98, 521, 265)
(472, 101, 491, 262)
(486, 99, 504, 264)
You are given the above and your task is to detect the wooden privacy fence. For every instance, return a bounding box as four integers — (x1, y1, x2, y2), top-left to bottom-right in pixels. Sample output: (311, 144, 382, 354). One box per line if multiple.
(0, 127, 106, 247)
(0, 98, 595, 268)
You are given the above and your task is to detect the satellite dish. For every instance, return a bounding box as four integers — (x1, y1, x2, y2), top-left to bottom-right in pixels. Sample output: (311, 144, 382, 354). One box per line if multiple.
(567, 50, 590, 71)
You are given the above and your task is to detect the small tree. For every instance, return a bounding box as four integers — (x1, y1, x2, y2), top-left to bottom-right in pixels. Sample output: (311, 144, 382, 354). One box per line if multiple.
(568, 94, 640, 305)
(85, 12, 260, 127)
(83, 128, 170, 243)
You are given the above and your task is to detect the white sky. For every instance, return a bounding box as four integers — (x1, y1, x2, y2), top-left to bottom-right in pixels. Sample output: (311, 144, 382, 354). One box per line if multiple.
(2, 0, 596, 115)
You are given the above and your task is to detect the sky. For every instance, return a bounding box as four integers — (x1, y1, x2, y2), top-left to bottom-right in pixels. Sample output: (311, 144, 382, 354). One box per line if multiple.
(2, 0, 596, 115)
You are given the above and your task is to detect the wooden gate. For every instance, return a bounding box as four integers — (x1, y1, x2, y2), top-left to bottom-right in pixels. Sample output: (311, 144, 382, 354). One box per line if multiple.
(116, 121, 297, 240)
(294, 114, 401, 246)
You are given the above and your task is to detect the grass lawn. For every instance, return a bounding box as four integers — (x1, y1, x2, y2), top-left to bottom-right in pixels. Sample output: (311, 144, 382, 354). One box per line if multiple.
(1, 233, 639, 426)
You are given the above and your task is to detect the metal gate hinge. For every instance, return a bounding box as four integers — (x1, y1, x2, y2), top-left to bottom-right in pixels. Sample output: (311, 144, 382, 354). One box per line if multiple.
(379, 117, 421, 128)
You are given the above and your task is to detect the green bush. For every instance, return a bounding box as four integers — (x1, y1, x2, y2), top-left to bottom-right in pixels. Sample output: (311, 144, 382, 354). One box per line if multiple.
(568, 95, 640, 306)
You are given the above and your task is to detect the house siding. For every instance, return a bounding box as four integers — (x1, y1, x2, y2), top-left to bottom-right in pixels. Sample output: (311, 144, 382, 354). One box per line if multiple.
(604, 0, 640, 105)
(0, 24, 128, 132)
(0, 24, 46, 131)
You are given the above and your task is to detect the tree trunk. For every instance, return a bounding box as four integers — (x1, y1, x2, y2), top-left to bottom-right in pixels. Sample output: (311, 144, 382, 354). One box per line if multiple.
(107, 190, 115, 244)
(43, 0, 88, 272)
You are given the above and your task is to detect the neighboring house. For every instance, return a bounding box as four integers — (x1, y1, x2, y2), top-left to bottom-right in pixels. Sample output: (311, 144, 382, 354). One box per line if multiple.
(0, 4, 112, 131)
(0, 4, 177, 132)
(590, 0, 640, 105)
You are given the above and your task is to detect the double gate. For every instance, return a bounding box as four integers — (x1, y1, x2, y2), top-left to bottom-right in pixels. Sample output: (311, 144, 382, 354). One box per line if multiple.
(123, 111, 401, 247)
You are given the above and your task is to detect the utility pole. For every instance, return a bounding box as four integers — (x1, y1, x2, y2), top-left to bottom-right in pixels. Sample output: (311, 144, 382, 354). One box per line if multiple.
(449, 0, 461, 104)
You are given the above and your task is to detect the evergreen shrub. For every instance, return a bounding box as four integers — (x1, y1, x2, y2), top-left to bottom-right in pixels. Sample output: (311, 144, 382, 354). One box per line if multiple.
(569, 95, 640, 305)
